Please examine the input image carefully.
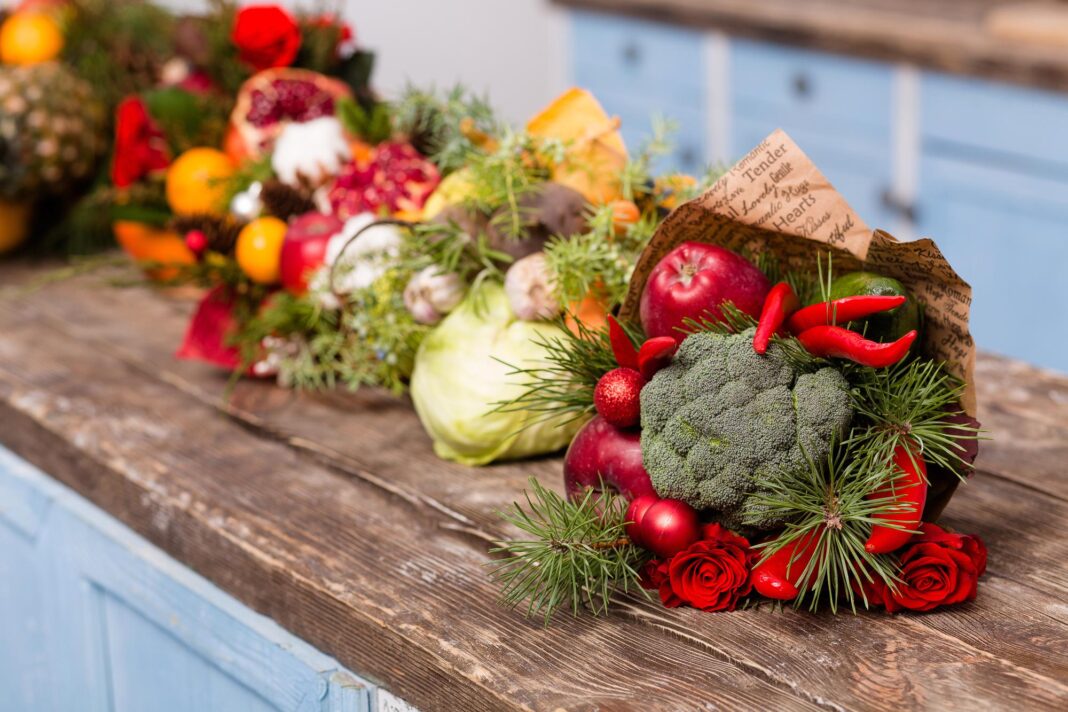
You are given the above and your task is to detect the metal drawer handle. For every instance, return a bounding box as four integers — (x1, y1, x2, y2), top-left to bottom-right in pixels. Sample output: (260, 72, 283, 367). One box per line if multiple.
(880, 189, 918, 224)
(792, 72, 812, 99)
(622, 41, 642, 66)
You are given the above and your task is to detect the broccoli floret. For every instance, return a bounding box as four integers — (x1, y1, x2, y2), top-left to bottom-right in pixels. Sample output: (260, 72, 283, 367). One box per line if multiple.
(640, 327, 852, 532)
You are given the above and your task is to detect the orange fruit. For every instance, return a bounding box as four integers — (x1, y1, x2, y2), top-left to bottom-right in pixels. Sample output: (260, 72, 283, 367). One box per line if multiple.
(564, 291, 610, 338)
(0, 12, 63, 65)
(165, 148, 235, 216)
(113, 220, 195, 281)
(235, 217, 287, 284)
(0, 199, 31, 254)
(607, 199, 640, 236)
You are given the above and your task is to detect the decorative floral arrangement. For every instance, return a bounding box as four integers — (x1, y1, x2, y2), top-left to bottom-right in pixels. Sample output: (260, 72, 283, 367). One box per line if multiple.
(490, 134, 987, 621)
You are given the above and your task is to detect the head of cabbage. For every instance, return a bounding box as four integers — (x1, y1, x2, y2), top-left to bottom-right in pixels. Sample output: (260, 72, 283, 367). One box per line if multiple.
(410, 281, 585, 465)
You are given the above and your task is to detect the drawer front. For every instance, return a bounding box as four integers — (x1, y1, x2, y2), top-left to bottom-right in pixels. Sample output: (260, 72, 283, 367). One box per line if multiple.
(921, 72, 1068, 174)
(595, 92, 707, 174)
(731, 39, 893, 136)
(732, 119, 895, 230)
(917, 155, 1068, 372)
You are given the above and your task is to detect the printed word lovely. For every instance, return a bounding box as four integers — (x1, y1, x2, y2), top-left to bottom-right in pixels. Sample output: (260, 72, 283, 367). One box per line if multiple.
(739, 144, 789, 183)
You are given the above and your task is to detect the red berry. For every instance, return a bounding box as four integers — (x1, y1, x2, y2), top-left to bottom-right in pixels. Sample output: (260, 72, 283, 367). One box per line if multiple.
(624, 494, 660, 547)
(593, 367, 643, 428)
(185, 229, 208, 255)
(640, 499, 701, 558)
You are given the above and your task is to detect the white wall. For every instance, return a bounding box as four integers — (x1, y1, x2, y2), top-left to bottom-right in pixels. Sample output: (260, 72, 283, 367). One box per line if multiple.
(160, 0, 566, 123)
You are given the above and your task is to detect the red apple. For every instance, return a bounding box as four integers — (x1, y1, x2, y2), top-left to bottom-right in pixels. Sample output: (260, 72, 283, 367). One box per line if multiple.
(279, 212, 344, 294)
(563, 415, 656, 503)
(639, 241, 771, 339)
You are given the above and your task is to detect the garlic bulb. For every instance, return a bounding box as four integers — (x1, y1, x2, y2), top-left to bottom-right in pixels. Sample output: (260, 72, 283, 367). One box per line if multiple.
(504, 252, 561, 321)
(403, 266, 466, 325)
(271, 117, 352, 187)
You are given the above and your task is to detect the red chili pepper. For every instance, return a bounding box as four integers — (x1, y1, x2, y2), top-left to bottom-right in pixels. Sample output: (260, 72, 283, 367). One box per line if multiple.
(637, 337, 678, 380)
(787, 294, 907, 334)
(750, 529, 822, 601)
(864, 444, 928, 554)
(607, 315, 638, 370)
(796, 326, 917, 368)
(753, 282, 800, 355)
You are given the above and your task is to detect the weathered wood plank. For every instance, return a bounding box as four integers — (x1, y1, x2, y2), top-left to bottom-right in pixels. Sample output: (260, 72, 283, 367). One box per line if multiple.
(2, 262, 1068, 710)
(555, 0, 1068, 95)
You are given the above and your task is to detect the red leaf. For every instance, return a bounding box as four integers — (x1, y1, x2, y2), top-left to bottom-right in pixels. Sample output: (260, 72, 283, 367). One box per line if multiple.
(175, 286, 243, 371)
(638, 337, 678, 381)
(607, 315, 639, 369)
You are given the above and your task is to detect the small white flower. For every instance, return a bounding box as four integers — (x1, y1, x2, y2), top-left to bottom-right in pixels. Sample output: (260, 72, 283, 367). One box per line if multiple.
(271, 117, 352, 187)
(306, 213, 404, 305)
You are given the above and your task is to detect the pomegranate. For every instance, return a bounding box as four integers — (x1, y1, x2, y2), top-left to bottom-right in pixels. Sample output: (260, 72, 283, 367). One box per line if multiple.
(229, 68, 352, 159)
(563, 415, 656, 503)
(280, 212, 344, 294)
(639, 242, 770, 340)
(327, 141, 440, 219)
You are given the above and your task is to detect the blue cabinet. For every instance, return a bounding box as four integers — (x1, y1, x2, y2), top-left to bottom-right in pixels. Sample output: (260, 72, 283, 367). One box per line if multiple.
(0, 446, 412, 712)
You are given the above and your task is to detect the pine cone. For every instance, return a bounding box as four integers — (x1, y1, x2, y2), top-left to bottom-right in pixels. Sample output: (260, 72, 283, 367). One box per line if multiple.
(170, 214, 243, 255)
(259, 179, 316, 221)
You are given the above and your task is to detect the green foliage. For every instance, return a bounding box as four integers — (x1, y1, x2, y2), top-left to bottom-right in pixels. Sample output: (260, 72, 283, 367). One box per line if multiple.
(744, 439, 901, 613)
(392, 84, 500, 173)
(640, 327, 853, 531)
(490, 478, 649, 624)
(143, 87, 231, 155)
(337, 97, 393, 145)
(493, 315, 642, 427)
(399, 220, 511, 286)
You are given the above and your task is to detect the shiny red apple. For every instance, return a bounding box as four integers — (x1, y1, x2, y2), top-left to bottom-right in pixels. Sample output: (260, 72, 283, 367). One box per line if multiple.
(279, 212, 344, 294)
(639, 241, 771, 339)
(563, 415, 656, 503)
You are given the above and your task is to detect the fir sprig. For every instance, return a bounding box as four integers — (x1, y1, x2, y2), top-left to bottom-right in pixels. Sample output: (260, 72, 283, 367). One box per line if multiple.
(846, 359, 983, 477)
(489, 478, 648, 624)
(679, 301, 758, 336)
(393, 84, 500, 173)
(745, 440, 901, 613)
(492, 316, 642, 427)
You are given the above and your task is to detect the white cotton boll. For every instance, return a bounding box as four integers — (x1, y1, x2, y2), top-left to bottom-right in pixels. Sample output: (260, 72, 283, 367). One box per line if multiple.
(307, 212, 404, 301)
(271, 117, 352, 187)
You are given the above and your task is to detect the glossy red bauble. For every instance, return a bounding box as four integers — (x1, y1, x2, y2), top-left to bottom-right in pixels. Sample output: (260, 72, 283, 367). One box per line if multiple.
(639, 241, 771, 339)
(624, 494, 660, 547)
(563, 415, 656, 503)
(638, 498, 701, 558)
(279, 212, 343, 293)
(593, 367, 644, 428)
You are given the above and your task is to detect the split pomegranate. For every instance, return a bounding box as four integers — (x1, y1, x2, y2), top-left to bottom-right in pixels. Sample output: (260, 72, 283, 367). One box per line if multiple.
(327, 141, 441, 219)
(229, 68, 352, 159)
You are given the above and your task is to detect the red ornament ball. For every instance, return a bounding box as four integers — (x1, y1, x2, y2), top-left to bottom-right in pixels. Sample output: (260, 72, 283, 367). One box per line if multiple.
(184, 229, 208, 255)
(639, 499, 701, 558)
(594, 367, 644, 428)
(625, 494, 660, 547)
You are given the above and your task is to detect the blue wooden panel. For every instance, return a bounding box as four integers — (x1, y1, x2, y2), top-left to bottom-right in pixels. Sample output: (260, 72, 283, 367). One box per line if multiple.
(0, 447, 393, 712)
(732, 119, 895, 230)
(731, 39, 893, 136)
(922, 73, 1068, 175)
(917, 154, 1068, 372)
(570, 10, 707, 174)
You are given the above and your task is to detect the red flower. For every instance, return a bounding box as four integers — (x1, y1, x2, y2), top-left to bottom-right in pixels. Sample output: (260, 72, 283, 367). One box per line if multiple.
(111, 97, 170, 188)
(231, 5, 302, 71)
(641, 523, 754, 612)
(868, 523, 987, 613)
(308, 14, 354, 57)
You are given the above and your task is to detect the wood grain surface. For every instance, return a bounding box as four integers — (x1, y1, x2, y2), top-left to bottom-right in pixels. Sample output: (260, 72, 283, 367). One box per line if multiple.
(1, 260, 1067, 711)
(556, 0, 1068, 94)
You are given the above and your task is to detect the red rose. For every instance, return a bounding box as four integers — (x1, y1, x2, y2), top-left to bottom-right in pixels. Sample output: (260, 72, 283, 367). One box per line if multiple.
(231, 5, 301, 71)
(111, 97, 170, 188)
(869, 523, 987, 613)
(641, 523, 754, 612)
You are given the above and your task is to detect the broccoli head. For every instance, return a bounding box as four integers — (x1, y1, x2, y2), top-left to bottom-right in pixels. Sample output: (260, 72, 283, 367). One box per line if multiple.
(640, 327, 852, 532)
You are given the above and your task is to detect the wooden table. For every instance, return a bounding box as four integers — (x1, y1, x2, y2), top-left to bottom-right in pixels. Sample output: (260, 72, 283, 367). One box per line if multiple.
(1, 260, 1066, 711)
(558, 0, 1068, 93)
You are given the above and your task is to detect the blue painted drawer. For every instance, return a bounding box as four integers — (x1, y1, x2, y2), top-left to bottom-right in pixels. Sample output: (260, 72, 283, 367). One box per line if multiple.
(922, 73, 1068, 174)
(0, 447, 410, 712)
(731, 40, 893, 137)
(917, 154, 1068, 372)
(594, 92, 706, 174)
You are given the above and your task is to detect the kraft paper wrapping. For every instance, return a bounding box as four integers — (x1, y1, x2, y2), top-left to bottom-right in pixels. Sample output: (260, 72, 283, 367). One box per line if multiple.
(620, 129, 977, 416)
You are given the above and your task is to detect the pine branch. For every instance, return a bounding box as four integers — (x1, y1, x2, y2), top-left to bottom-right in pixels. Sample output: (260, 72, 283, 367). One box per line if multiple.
(744, 439, 901, 613)
(678, 301, 758, 336)
(492, 315, 642, 427)
(845, 359, 984, 478)
(489, 478, 648, 624)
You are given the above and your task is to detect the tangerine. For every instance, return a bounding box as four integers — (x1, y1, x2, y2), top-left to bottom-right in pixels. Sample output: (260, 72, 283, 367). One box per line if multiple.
(0, 12, 63, 65)
(235, 217, 287, 284)
(165, 148, 235, 216)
